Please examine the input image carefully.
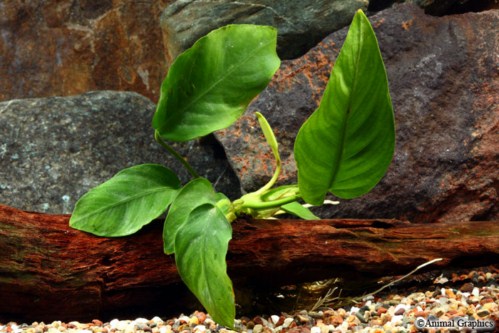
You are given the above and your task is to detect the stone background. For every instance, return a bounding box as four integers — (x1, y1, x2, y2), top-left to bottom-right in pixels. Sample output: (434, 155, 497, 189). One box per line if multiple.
(0, 0, 497, 222)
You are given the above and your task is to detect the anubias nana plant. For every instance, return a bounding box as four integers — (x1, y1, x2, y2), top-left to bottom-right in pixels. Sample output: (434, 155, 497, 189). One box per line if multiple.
(70, 10, 395, 328)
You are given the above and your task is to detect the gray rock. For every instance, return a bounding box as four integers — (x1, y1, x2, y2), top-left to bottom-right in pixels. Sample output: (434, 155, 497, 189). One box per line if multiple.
(0, 91, 240, 213)
(160, 0, 369, 61)
(215, 4, 498, 222)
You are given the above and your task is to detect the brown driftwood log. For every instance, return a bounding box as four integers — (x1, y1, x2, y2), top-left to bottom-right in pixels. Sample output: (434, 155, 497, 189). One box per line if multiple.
(0, 204, 498, 322)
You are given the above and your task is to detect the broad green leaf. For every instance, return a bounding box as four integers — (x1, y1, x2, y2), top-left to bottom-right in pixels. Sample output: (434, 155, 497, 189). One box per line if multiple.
(281, 202, 319, 220)
(163, 178, 217, 254)
(175, 204, 235, 327)
(153, 24, 281, 141)
(294, 10, 395, 205)
(70, 164, 180, 236)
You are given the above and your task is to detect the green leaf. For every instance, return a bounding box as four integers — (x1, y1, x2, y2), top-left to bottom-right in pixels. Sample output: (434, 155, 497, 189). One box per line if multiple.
(153, 24, 281, 141)
(70, 164, 180, 237)
(175, 203, 235, 327)
(294, 10, 395, 205)
(281, 202, 319, 220)
(261, 185, 299, 202)
(256, 112, 279, 163)
(254, 111, 282, 194)
(163, 178, 217, 254)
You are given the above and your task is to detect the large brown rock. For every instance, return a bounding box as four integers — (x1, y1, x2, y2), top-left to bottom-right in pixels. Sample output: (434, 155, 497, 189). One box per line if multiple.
(0, 0, 170, 102)
(216, 4, 498, 223)
(2, 1, 496, 104)
(369, 0, 499, 15)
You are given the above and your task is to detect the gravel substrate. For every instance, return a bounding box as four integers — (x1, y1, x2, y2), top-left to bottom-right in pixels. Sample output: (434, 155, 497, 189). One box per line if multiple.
(2, 270, 497, 333)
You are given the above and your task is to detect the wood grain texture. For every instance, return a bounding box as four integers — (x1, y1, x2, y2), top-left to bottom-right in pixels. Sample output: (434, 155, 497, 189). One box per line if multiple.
(1, 204, 497, 322)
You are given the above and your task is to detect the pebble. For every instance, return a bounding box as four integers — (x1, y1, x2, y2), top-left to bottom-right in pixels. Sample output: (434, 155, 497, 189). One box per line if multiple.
(253, 324, 263, 333)
(1, 271, 497, 333)
(281, 318, 293, 329)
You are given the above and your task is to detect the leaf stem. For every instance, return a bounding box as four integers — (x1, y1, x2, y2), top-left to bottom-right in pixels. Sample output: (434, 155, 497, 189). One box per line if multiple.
(241, 194, 300, 210)
(154, 131, 200, 179)
(254, 112, 281, 194)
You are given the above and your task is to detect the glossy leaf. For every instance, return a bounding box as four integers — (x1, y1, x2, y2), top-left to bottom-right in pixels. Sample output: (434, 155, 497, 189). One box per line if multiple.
(153, 24, 280, 141)
(163, 178, 217, 254)
(70, 164, 180, 236)
(294, 10, 395, 205)
(175, 204, 235, 327)
(281, 202, 319, 220)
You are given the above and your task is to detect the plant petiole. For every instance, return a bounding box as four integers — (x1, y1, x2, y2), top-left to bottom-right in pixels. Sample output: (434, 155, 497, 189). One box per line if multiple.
(239, 193, 300, 210)
(154, 130, 201, 179)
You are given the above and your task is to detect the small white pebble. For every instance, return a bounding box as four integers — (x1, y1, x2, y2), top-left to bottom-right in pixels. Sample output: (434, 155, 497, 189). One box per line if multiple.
(390, 315, 403, 325)
(282, 318, 294, 328)
(178, 315, 190, 323)
(349, 306, 360, 314)
(472, 287, 480, 297)
(10, 324, 22, 333)
(310, 326, 321, 333)
(48, 329, 61, 333)
(125, 323, 136, 333)
(134, 318, 149, 324)
(151, 316, 164, 324)
(434, 275, 449, 284)
(193, 325, 206, 333)
(393, 303, 408, 313)
(160, 324, 172, 333)
(109, 319, 120, 329)
(438, 297, 449, 305)
(120, 321, 132, 331)
(270, 315, 280, 325)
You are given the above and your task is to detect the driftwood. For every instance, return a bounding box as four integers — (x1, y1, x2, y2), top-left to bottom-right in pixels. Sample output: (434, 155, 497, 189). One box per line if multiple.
(0, 204, 498, 322)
